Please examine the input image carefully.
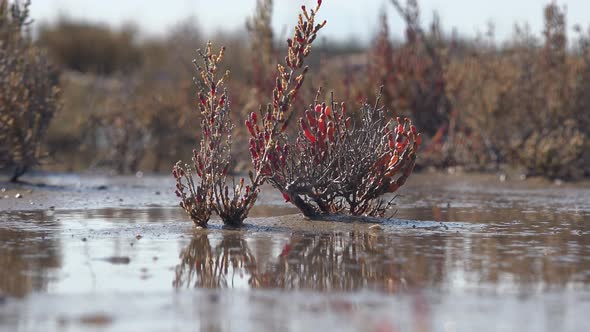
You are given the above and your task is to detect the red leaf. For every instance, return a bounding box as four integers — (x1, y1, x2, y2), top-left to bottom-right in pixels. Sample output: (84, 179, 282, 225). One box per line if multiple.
(282, 192, 291, 202)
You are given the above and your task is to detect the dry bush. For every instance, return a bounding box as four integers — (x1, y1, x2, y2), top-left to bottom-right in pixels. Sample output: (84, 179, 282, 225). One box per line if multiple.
(380, 1, 449, 136)
(257, 91, 420, 218)
(37, 18, 141, 75)
(514, 4, 590, 179)
(243, 2, 420, 218)
(245, 0, 275, 107)
(0, 0, 59, 182)
(44, 21, 202, 173)
(367, 1, 449, 168)
(173, 43, 259, 227)
(444, 50, 520, 169)
(174, 1, 423, 225)
(174, 2, 328, 226)
(88, 77, 193, 174)
(445, 3, 590, 179)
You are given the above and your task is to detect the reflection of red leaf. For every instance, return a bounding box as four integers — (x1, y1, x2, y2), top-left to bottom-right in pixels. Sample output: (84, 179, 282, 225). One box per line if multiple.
(280, 244, 291, 256)
(373, 319, 396, 332)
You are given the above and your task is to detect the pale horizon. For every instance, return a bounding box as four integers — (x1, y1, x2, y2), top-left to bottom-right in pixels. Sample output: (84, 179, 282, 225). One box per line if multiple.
(29, 0, 590, 44)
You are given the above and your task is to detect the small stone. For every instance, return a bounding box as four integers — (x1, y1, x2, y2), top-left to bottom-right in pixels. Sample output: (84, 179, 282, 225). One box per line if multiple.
(155, 191, 161, 195)
(369, 224, 383, 231)
(15, 193, 22, 199)
(81, 237, 87, 242)
(135, 234, 142, 240)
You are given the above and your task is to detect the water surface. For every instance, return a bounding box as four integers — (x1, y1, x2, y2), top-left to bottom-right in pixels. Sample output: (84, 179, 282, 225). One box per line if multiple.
(0, 173, 589, 331)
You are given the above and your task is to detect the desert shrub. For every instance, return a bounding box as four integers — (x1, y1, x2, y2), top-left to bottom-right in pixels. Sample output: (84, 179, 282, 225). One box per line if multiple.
(173, 2, 327, 227)
(173, 1, 424, 226)
(44, 20, 202, 173)
(37, 18, 141, 75)
(367, 1, 449, 168)
(245, 0, 276, 106)
(379, 1, 449, 135)
(444, 50, 520, 169)
(514, 4, 590, 179)
(254, 92, 421, 218)
(244, 3, 421, 218)
(444, 3, 590, 178)
(0, 0, 60, 182)
(173, 43, 260, 227)
(88, 77, 194, 173)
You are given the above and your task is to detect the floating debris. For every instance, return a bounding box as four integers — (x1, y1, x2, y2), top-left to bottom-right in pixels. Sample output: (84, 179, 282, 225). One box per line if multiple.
(101, 257, 131, 265)
(79, 313, 113, 326)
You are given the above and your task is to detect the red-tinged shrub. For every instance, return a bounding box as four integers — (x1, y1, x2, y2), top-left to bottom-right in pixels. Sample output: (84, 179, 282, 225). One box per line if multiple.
(173, 43, 259, 227)
(373, 1, 450, 141)
(173, 1, 421, 225)
(259, 90, 421, 218)
(173, 2, 326, 227)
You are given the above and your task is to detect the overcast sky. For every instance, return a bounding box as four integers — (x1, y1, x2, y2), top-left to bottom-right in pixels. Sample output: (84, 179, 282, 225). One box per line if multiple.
(29, 0, 590, 44)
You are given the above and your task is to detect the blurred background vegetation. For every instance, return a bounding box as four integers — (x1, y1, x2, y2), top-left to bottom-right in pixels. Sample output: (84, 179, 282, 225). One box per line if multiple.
(1, 0, 589, 180)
